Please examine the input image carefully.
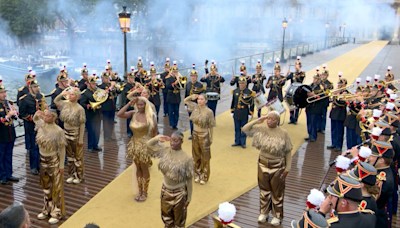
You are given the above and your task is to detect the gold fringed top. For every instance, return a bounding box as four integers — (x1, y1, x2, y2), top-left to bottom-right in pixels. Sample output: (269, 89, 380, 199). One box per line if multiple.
(54, 93, 86, 126)
(184, 95, 215, 129)
(243, 120, 293, 172)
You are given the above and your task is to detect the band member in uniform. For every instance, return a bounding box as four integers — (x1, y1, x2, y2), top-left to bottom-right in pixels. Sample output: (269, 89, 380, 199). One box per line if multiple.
(290, 209, 329, 228)
(364, 80, 385, 110)
(230, 61, 252, 88)
(98, 71, 120, 141)
(231, 76, 255, 148)
(165, 61, 182, 130)
(286, 56, 305, 124)
(160, 58, 171, 117)
(54, 88, 86, 184)
(266, 59, 286, 102)
(51, 73, 73, 129)
(305, 73, 324, 142)
(385, 66, 397, 93)
(145, 62, 164, 121)
(0, 83, 19, 185)
(17, 69, 35, 106)
(201, 61, 225, 117)
(19, 80, 47, 175)
(80, 76, 102, 153)
(344, 85, 363, 149)
(251, 60, 267, 118)
(78, 63, 89, 91)
(327, 78, 349, 151)
(106, 60, 121, 83)
(317, 65, 333, 134)
(147, 132, 194, 228)
(122, 69, 136, 138)
(184, 93, 214, 184)
(117, 97, 157, 202)
(185, 65, 205, 138)
(33, 110, 66, 225)
(242, 111, 292, 226)
(135, 57, 147, 86)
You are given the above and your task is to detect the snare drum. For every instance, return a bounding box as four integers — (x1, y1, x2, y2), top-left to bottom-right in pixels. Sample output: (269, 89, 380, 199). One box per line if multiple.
(285, 83, 312, 109)
(206, 92, 220, 101)
(254, 92, 268, 109)
(266, 97, 286, 114)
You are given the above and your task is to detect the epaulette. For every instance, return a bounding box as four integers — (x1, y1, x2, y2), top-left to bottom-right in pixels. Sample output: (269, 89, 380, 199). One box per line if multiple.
(327, 216, 339, 225)
(231, 89, 234, 95)
(377, 171, 386, 181)
(50, 89, 56, 95)
(202, 85, 206, 90)
(251, 91, 256, 97)
(18, 86, 24, 92)
(81, 89, 87, 94)
(78, 79, 82, 82)
(18, 94, 27, 101)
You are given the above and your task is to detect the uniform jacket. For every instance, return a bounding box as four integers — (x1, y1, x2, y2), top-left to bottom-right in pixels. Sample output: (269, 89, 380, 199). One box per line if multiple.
(266, 74, 286, 102)
(230, 87, 255, 121)
(144, 78, 164, 106)
(0, 100, 16, 143)
(80, 88, 102, 121)
(19, 93, 46, 135)
(306, 83, 324, 114)
(165, 76, 182, 104)
(200, 75, 225, 94)
(98, 83, 120, 112)
(251, 73, 266, 93)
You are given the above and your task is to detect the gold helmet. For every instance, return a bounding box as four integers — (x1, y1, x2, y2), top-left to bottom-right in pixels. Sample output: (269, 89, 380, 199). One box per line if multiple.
(338, 78, 347, 85)
(28, 79, 39, 87)
(210, 60, 217, 71)
(274, 58, 280, 71)
(128, 66, 135, 77)
(164, 58, 170, 68)
(57, 73, 68, 82)
(295, 56, 302, 67)
(386, 66, 394, 79)
(107, 59, 112, 70)
(81, 62, 88, 74)
(137, 57, 143, 67)
(321, 64, 329, 76)
(190, 64, 198, 76)
(240, 60, 246, 71)
(256, 59, 262, 69)
(0, 83, 6, 93)
(171, 61, 178, 71)
(150, 61, 156, 73)
(87, 76, 98, 84)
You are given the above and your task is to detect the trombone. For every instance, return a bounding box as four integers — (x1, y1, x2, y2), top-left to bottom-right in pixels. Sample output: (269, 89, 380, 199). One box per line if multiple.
(380, 79, 400, 86)
(307, 84, 354, 103)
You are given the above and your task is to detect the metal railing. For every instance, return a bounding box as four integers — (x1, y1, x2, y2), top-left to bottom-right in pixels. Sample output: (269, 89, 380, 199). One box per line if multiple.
(13, 37, 351, 138)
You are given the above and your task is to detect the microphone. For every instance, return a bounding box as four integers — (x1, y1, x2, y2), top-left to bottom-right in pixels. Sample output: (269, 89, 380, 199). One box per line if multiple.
(328, 139, 371, 166)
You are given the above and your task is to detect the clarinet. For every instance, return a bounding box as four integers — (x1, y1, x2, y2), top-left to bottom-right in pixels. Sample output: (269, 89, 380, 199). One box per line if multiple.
(328, 139, 372, 166)
(6, 100, 20, 121)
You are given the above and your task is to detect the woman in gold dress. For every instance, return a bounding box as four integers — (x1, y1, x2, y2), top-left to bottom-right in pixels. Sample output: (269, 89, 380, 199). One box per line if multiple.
(184, 94, 215, 184)
(242, 111, 292, 226)
(33, 110, 67, 225)
(54, 88, 86, 184)
(117, 96, 157, 202)
(147, 132, 194, 228)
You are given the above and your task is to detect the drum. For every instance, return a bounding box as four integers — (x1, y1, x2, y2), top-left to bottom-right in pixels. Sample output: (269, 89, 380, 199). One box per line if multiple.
(254, 92, 268, 110)
(285, 83, 312, 109)
(266, 97, 286, 114)
(206, 92, 220, 101)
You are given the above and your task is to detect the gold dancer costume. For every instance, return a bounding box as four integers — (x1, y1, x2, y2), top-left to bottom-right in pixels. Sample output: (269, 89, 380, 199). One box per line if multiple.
(33, 110, 67, 225)
(242, 111, 292, 226)
(147, 133, 194, 228)
(184, 94, 215, 184)
(54, 89, 86, 184)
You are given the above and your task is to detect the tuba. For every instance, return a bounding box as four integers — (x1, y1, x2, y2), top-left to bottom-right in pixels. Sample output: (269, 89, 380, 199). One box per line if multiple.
(89, 88, 108, 111)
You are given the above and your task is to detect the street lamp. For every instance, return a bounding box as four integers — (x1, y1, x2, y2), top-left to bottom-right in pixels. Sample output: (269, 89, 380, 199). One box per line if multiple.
(343, 23, 346, 39)
(325, 22, 329, 49)
(118, 6, 131, 81)
(281, 18, 288, 62)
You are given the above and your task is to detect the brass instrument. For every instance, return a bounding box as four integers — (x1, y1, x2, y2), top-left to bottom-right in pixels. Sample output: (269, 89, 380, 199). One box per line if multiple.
(306, 84, 354, 103)
(176, 74, 187, 90)
(89, 88, 108, 111)
(115, 83, 124, 91)
(380, 79, 400, 86)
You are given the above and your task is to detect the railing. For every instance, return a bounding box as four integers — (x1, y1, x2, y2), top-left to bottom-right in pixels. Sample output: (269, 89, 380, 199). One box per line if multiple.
(13, 37, 351, 138)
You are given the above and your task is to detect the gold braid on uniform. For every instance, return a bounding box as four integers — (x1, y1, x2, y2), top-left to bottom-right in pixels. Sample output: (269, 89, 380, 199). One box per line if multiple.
(245, 125, 292, 157)
(59, 103, 86, 126)
(186, 102, 215, 129)
(35, 121, 67, 151)
(157, 145, 194, 183)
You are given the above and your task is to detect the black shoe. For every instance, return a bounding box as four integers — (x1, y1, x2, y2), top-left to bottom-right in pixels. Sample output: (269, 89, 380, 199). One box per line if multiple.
(317, 129, 321, 132)
(170, 126, 174, 130)
(114, 121, 117, 123)
(320, 130, 325, 134)
(7, 176, 19, 182)
(309, 138, 316, 142)
(127, 133, 133, 138)
(327, 145, 335, 149)
(0, 179, 8, 185)
(304, 137, 310, 141)
(231, 143, 240, 147)
(94, 147, 102, 152)
(31, 168, 39, 175)
(334, 147, 342, 152)
(188, 136, 192, 140)
(288, 121, 293, 124)
(241, 145, 246, 149)
(164, 114, 168, 117)
(293, 122, 298, 125)
(173, 126, 178, 130)
(88, 149, 95, 153)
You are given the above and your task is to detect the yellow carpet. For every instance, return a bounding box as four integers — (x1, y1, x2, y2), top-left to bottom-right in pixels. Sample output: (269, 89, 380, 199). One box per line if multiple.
(60, 41, 387, 228)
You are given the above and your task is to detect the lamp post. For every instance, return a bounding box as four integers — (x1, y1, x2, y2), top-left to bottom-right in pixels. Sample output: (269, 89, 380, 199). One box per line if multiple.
(325, 22, 329, 49)
(281, 18, 288, 62)
(118, 6, 131, 108)
(343, 23, 346, 39)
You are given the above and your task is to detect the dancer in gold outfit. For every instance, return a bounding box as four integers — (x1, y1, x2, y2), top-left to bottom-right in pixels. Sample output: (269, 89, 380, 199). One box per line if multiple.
(184, 94, 215, 185)
(147, 132, 194, 228)
(117, 96, 157, 202)
(54, 88, 86, 184)
(33, 110, 67, 225)
(242, 111, 292, 226)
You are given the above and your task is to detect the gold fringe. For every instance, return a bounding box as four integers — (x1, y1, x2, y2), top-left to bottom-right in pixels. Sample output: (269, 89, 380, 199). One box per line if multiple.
(158, 149, 194, 183)
(187, 102, 215, 129)
(35, 122, 67, 152)
(59, 102, 86, 127)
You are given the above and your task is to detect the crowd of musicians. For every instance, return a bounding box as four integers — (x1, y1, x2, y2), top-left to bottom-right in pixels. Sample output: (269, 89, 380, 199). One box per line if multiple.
(0, 54, 399, 228)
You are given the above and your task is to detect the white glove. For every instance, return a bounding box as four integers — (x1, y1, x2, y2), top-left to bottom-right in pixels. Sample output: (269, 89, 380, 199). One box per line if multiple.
(231, 113, 234, 118)
(185, 106, 187, 110)
(248, 115, 252, 119)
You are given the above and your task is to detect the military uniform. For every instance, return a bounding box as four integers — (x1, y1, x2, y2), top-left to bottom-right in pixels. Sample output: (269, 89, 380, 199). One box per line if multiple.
(165, 63, 181, 129)
(200, 65, 225, 117)
(287, 69, 306, 124)
(306, 80, 324, 141)
(0, 86, 18, 184)
(79, 78, 102, 151)
(78, 66, 89, 91)
(266, 75, 286, 102)
(98, 77, 120, 141)
(251, 66, 266, 118)
(50, 73, 70, 129)
(318, 74, 334, 133)
(230, 77, 255, 147)
(145, 63, 164, 121)
(185, 67, 205, 136)
(344, 100, 362, 149)
(19, 80, 47, 172)
(230, 75, 251, 87)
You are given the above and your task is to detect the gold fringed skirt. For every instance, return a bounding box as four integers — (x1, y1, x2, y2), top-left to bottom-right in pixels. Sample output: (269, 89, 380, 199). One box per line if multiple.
(192, 130, 211, 182)
(258, 156, 285, 219)
(39, 154, 65, 219)
(161, 184, 188, 228)
(127, 136, 152, 165)
(65, 128, 84, 181)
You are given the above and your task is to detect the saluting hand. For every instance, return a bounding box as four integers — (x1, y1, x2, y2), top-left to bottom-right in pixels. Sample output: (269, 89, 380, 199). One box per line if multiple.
(193, 94, 199, 100)
(257, 116, 268, 124)
(158, 135, 171, 142)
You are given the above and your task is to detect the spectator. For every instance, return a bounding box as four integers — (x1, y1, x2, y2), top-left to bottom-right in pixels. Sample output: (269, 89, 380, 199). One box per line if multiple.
(84, 222, 100, 228)
(0, 203, 30, 228)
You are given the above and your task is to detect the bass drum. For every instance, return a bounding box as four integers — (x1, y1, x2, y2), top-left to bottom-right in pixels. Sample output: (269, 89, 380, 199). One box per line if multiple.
(285, 83, 312, 109)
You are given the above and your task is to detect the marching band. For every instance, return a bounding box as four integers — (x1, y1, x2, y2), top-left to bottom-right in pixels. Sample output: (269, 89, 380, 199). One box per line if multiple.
(0, 56, 400, 228)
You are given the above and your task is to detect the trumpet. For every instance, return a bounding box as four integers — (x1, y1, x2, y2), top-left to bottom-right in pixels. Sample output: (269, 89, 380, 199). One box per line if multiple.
(307, 84, 354, 103)
(115, 83, 124, 91)
(176, 75, 187, 90)
(380, 79, 400, 86)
